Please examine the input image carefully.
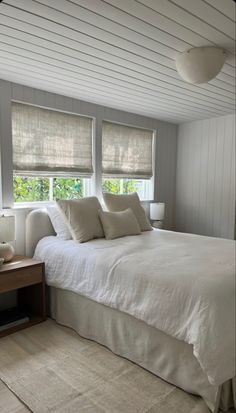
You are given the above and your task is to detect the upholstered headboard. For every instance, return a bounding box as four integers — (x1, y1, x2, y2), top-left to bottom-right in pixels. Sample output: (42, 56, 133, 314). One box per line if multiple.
(25, 201, 150, 257)
(26, 209, 55, 257)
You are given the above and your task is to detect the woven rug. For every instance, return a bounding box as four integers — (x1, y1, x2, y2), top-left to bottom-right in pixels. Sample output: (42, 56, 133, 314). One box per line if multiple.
(0, 319, 211, 413)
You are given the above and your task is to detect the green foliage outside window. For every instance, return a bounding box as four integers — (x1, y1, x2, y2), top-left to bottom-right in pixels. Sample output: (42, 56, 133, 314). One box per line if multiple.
(53, 178, 83, 199)
(13, 176, 49, 202)
(102, 178, 120, 194)
(13, 176, 83, 202)
(123, 179, 139, 194)
(102, 178, 138, 195)
(13, 176, 140, 203)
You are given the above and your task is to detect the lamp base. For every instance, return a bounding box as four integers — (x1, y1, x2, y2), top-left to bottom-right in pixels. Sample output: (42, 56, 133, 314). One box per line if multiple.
(152, 221, 163, 229)
(0, 242, 15, 262)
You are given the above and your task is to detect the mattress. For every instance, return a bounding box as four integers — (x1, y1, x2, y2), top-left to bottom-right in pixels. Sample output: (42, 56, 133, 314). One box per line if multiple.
(34, 229, 235, 388)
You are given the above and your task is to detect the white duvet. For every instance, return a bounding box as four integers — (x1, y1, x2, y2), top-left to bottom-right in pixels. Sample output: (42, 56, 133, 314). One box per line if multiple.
(34, 229, 235, 386)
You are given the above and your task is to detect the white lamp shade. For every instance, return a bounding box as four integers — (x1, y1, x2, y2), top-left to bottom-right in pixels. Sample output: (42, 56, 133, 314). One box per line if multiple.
(0, 216, 15, 242)
(150, 203, 165, 221)
(175, 47, 226, 84)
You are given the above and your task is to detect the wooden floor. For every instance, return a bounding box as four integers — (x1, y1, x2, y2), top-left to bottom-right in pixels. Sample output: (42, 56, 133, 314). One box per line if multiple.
(0, 380, 30, 413)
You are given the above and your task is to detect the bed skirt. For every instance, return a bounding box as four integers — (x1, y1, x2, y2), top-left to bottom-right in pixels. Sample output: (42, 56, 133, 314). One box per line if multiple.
(49, 287, 235, 413)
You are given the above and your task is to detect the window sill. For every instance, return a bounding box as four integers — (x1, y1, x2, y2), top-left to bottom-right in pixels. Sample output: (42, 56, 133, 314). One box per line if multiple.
(12, 201, 56, 209)
(6, 198, 153, 213)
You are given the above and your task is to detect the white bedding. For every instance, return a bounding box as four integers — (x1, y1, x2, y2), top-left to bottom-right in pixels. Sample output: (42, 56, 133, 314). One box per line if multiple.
(34, 229, 235, 387)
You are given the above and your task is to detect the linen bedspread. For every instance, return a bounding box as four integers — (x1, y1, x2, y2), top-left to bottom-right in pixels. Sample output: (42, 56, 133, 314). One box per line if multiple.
(35, 229, 235, 387)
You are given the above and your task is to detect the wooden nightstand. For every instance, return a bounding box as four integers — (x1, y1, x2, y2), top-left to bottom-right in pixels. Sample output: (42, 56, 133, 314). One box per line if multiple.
(0, 256, 46, 337)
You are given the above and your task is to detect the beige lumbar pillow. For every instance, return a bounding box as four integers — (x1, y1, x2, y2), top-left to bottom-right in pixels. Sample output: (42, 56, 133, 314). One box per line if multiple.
(57, 197, 104, 243)
(99, 208, 141, 240)
(103, 192, 152, 231)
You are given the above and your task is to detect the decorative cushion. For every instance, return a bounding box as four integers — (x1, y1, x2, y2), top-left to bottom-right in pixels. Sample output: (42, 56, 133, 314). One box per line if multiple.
(103, 192, 152, 231)
(57, 197, 104, 243)
(99, 208, 141, 240)
(47, 206, 72, 240)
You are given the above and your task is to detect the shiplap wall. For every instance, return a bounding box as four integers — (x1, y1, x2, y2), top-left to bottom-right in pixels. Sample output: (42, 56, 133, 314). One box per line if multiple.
(0, 79, 177, 254)
(175, 114, 235, 239)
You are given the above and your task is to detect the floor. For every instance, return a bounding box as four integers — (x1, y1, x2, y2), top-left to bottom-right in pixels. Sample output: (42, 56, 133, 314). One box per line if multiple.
(1, 381, 235, 413)
(0, 380, 29, 413)
(0, 320, 234, 413)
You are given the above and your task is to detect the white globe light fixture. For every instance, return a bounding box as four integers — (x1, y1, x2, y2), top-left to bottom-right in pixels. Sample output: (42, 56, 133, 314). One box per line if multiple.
(175, 47, 226, 84)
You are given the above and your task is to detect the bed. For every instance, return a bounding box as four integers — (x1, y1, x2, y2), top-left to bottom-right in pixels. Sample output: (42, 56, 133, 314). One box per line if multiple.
(26, 209, 236, 413)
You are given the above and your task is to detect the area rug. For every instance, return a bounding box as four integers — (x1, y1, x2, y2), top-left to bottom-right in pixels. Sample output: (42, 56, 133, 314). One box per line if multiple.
(0, 319, 211, 413)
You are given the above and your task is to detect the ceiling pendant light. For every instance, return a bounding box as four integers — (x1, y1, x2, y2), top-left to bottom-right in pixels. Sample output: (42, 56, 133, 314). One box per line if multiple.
(175, 46, 226, 84)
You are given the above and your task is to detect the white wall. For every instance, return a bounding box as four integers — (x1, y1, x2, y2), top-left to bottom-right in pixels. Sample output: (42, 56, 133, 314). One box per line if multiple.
(0, 80, 178, 254)
(176, 114, 235, 240)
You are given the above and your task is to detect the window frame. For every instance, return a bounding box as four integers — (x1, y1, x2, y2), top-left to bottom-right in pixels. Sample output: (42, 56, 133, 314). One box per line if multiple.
(101, 123, 156, 201)
(1, 98, 156, 208)
(13, 176, 93, 206)
(11, 102, 96, 207)
(102, 177, 154, 201)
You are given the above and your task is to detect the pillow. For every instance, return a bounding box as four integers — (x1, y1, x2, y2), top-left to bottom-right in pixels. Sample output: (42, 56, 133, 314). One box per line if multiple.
(99, 208, 141, 240)
(103, 192, 152, 231)
(57, 197, 104, 243)
(47, 206, 72, 240)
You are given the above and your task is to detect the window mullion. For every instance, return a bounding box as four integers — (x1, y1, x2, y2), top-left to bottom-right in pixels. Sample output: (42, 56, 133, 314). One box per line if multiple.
(120, 178, 124, 194)
(93, 117, 102, 200)
(49, 177, 54, 201)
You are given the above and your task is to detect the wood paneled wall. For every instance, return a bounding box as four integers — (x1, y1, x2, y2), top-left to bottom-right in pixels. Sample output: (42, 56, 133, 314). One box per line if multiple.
(176, 114, 235, 239)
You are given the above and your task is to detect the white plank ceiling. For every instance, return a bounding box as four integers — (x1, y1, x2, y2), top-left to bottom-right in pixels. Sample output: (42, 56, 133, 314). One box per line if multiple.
(0, 0, 235, 123)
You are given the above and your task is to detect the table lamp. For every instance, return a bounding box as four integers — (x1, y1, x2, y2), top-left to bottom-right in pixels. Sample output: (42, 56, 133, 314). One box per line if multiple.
(0, 215, 15, 262)
(150, 203, 165, 229)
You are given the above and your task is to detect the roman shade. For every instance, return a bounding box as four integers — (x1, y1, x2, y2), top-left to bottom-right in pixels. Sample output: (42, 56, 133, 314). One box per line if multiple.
(12, 102, 93, 177)
(102, 121, 153, 179)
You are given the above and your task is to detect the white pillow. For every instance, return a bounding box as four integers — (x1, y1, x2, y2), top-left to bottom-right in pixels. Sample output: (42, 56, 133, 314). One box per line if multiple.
(47, 206, 72, 240)
(103, 192, 152, 232)
(99, 208, 141, 240)
(57, 197, 104, 243)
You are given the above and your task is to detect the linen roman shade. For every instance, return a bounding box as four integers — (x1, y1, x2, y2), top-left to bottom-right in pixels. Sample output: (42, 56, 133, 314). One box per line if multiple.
(102, 121, 153, 179)
(12, 102, 93, 177)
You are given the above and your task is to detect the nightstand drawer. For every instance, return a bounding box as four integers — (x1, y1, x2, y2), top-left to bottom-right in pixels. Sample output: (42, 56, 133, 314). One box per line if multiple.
(0, 265, 43, 293)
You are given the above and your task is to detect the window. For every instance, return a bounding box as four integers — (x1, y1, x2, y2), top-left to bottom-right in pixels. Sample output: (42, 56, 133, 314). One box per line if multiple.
(13, 177, 91, 203)
(11, 103, 155, 204)
(102, 121, 154, 200)
(13, 176, 49, 203)
(102, 178, 152, 200)
(12, 103, 93, 203)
